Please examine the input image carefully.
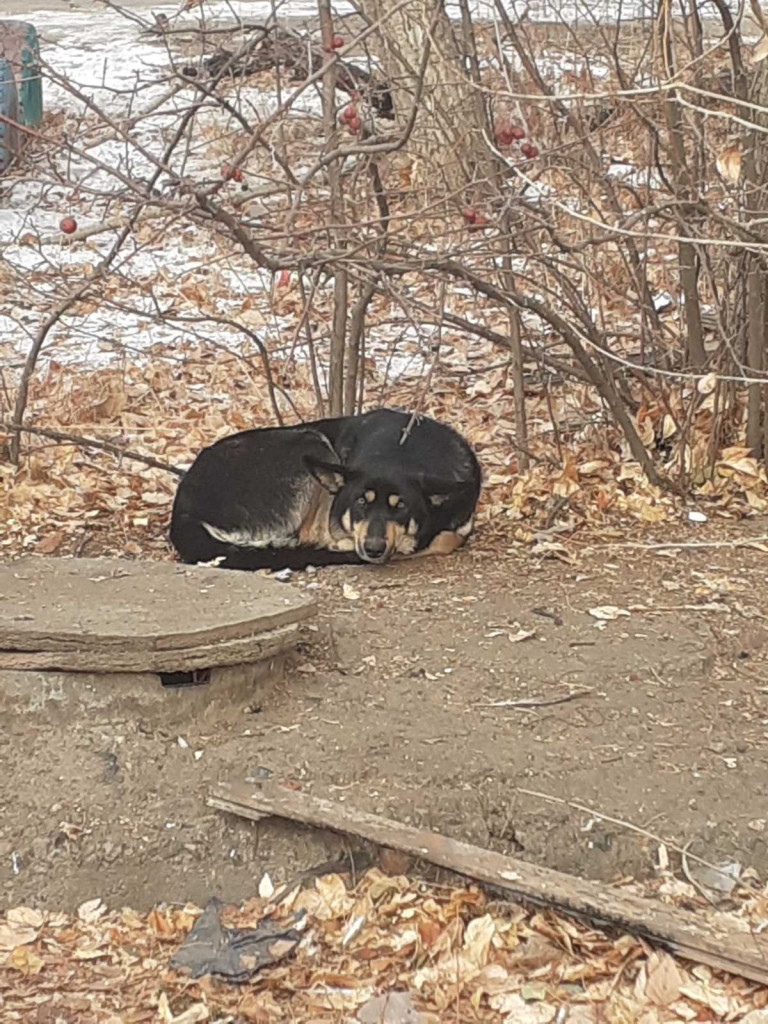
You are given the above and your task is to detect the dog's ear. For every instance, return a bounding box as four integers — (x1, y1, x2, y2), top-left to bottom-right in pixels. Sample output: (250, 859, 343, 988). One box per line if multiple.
(304, 455, 350, 494)
(418, 475, 464, 507)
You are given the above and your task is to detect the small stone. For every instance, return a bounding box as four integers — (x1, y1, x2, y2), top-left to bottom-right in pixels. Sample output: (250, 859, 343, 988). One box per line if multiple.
(30, 838, 48, 861)
(379, 849, 412, 876)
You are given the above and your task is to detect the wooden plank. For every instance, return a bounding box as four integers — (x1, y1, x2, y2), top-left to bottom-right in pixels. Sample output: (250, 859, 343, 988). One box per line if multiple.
(208, 781, 768, 986)
(0, 557, 314, 654)
(0, 623, 300, 673)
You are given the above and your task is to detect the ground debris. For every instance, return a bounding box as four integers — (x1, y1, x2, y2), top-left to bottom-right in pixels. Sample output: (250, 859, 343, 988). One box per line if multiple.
(2, 866, 768, 1021)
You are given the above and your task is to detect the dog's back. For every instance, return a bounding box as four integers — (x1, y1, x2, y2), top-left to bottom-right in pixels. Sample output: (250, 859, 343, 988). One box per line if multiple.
(169, 423, 353, 569)
(335, 408, 480, 483)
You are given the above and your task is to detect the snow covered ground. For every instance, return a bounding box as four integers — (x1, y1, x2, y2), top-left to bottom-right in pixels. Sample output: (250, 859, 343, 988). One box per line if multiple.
(0, 0, 659, 384)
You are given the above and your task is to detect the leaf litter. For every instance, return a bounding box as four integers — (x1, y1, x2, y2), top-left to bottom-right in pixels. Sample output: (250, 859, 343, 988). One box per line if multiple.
(3, 12, 768, 1022)
(2, 336, 767, 569)
(3, 865, 768, 1021)
(2, 14, 768, 562)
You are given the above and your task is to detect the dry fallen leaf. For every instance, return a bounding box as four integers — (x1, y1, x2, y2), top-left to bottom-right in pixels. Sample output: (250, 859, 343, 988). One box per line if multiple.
(6, 907, 44, 930)
(645, 950, 684, 1005)
(679, 981, 731, 1017)
(35, 529, 65, 554)
(148, 907, 177, 938)
(0, 923, 39, 951)
(697, 371, 717, 395)
(752, 34, 768, 62)
(507, 627, 536, 643)
(462, 913, 496, 969)
(158, 992, 210, 1023)
(588, 605, 630, 621)
(661, 414, 677, 440)
(358, 991, 425, 1023)
(308, 873, 354, 918)
(8, 944, 44, 976)
(77, 897, 106, 924)
(716, 145, 742, 183)
(259, 872, 275, 899)
(489, 992, 556, 1021)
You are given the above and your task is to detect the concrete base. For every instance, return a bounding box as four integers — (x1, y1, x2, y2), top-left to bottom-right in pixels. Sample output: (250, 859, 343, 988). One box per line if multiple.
(0, 654, 288, 725)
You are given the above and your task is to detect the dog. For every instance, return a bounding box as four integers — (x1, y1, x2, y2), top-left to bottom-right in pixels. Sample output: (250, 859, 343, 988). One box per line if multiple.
(169, 408, 481, 571)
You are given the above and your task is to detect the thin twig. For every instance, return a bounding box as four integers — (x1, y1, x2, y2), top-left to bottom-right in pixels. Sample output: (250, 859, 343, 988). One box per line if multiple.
(607, 538, 768, 551)
(475, 689, 593, 710)
(400, 277, 447, 445)
(516, 787, 736, 874)
(2, 424, 184, 477)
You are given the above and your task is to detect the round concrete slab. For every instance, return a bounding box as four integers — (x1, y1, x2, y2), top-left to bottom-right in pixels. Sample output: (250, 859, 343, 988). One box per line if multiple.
(0, 557, 315, 671)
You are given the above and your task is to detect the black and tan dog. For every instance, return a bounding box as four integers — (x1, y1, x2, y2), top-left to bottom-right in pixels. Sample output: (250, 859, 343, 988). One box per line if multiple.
(169, 408, 481, 571)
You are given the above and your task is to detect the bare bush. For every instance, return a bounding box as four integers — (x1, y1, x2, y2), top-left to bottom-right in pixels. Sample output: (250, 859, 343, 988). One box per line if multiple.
(3, 0, 768, 555)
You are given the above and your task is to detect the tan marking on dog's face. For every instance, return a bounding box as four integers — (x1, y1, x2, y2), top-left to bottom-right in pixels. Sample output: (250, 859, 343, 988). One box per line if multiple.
(352, 519, 370, 558)
(385, 520, 401, 554)
(364, 489, 376, 504)
(341, 508, 352, 533)
(388, 493, 402, 509)
(407, 518, 418, 537)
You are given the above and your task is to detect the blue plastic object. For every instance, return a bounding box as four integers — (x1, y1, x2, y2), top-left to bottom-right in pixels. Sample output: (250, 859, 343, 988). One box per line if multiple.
(0, 20, 43, 128)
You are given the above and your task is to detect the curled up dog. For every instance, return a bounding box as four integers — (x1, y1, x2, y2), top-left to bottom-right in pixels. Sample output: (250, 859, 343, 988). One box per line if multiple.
(169, 408, 482, 571)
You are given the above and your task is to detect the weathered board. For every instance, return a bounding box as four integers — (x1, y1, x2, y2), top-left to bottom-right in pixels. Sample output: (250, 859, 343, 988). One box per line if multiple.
(0, 557, 315, 672)
(210, 782, 768, 986)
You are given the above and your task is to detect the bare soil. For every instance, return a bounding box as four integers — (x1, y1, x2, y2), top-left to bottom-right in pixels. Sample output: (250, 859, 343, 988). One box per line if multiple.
(3, 522, 768, 913)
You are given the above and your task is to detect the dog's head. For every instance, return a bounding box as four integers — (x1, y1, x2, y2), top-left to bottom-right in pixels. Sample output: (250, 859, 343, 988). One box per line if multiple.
(305, 456, 455, 564)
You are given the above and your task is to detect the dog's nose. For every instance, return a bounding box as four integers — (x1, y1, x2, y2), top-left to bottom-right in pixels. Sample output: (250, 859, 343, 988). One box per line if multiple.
(363, 536, 387, 559)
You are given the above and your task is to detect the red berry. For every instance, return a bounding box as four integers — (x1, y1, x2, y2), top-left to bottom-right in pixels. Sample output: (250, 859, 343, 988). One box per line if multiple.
(340, 104, 356, 123)
(510, 126, 526, 140)
(494, 122, 514, 146)
(462, 207, 477, 224)
(222, 163, 243, 182)
(468, 213, 487, 231)
(521, 143, 539, 159)
(277, 269, 290, 288)
(60, 216, 77, 234)
(331, 34, 344, 49)
(348, 116, 361, 134)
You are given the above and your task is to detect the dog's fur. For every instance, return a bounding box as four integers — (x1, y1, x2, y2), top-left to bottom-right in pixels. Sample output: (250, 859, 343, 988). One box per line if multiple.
(169, 408, 481, 571)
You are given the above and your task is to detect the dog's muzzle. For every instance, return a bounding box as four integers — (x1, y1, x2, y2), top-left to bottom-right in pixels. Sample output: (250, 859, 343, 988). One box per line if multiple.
(358, 535, 391, 564)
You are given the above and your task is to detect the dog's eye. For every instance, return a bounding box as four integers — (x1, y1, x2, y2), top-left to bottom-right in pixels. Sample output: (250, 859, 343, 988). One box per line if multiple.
(396, 500, 405, 509)
(356, 496, 367, 506)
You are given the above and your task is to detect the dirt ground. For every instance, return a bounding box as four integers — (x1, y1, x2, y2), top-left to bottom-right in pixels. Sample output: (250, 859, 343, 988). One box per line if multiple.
(3, 519, 768, 913)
